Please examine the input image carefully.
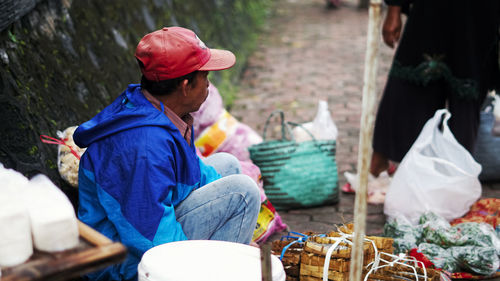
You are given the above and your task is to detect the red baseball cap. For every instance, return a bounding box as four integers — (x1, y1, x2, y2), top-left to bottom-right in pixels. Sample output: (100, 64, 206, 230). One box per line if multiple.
(135, 27, 236, 81)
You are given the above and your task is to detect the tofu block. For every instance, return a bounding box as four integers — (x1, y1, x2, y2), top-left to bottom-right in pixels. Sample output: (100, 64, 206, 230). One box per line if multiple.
(26, 175, 79, 252)
(0, 164, 33, 267)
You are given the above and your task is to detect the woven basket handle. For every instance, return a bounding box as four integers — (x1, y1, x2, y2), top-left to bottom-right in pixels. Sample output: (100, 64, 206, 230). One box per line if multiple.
(262, 110, 293, 141)
(287, 122, 335, 153)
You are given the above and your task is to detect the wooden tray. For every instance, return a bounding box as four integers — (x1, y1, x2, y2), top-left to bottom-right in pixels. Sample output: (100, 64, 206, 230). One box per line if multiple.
(1, 221, 127, 281)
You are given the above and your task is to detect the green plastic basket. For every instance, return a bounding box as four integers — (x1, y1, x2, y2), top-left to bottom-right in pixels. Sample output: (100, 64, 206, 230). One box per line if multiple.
(248, 111, 339, 210)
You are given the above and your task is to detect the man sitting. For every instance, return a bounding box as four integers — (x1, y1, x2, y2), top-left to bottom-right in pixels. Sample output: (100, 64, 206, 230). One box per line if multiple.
(74, 26, 260, 281)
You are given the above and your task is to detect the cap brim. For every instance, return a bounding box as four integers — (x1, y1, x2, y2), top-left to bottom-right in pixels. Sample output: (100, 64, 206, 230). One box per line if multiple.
(199, 49, 236, 71)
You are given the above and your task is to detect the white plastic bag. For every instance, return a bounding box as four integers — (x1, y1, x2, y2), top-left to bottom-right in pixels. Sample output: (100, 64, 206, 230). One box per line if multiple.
(292, 100, 338, 142)
(384, 109, 482, 225)
(344, 171, 391, 204)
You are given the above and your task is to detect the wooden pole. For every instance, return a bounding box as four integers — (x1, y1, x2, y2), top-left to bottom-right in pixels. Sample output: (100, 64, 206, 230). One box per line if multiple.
(348, 1, 382, 281)
(260, 243, 272, 281)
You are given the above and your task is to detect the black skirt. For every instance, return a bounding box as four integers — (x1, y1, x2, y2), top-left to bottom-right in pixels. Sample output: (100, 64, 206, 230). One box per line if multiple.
(373, 0, 500, 162)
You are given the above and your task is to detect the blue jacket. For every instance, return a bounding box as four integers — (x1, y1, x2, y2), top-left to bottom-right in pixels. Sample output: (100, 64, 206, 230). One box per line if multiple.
(74, 84, 220, 280)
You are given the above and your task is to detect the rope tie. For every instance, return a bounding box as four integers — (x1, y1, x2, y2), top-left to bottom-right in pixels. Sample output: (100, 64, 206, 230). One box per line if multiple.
(279, 232, 327, 261)
(279, 232, 309, 261)
(280, 229, 429, 281)
(364, 252, 428, 281)
(40, 135, 81, 160)
(321, 232, 380, 281)
(322, 235, 350, 281)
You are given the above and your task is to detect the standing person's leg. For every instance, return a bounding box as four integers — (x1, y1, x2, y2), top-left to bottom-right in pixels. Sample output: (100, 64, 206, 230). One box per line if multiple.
(174, 174, 260, 244)
(447, 88, 488, 153)
(371, 77, 447, 175)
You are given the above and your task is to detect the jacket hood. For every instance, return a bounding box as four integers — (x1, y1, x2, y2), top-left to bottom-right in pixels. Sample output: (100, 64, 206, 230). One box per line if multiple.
(74, 84, 177, 148)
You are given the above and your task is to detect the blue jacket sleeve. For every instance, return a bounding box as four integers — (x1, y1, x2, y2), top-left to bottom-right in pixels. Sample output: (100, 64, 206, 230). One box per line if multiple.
(78, 131, 188, 280)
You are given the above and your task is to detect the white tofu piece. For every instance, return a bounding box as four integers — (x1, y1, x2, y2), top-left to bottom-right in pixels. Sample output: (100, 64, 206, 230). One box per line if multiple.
(26, 174, 79, 252)
(0, 164, 33, 267)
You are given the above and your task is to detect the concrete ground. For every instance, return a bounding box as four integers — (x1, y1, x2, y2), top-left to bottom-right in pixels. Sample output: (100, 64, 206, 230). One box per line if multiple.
(230, 0, 500, 238)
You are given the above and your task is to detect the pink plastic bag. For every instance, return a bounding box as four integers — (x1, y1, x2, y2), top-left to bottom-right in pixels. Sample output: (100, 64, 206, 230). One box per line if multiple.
(193, 84, 286, 243)
(217, 123, 263, 161)
(193, 83, 262, 161)
(192, 84, 224, 139)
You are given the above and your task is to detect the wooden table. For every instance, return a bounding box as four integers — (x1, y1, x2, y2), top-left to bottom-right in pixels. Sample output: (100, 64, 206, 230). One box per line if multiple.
(1, 221, 127, 281)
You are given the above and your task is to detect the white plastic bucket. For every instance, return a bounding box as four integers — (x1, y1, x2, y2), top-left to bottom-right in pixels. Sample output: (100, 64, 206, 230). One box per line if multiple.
(138, 240, 286, 281)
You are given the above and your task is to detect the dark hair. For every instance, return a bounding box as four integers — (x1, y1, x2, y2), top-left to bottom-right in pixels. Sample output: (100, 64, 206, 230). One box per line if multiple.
(137, 60, 198, 96)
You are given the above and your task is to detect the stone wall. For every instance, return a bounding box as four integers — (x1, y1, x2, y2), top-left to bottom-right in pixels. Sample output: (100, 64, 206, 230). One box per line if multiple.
(0, 0, 271, 206)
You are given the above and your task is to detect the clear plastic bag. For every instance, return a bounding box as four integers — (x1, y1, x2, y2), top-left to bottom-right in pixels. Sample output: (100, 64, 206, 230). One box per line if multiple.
(492, 94, 500, 136)
(292, 100, 338, 142)
(387, 212, 500, 275)
(450, 246, 499, 276)
(383, 216, 422, 254)
(56, 126, 86, 188)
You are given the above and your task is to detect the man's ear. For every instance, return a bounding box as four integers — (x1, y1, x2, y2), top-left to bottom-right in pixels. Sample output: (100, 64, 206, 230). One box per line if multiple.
(180, 79, 190, 96)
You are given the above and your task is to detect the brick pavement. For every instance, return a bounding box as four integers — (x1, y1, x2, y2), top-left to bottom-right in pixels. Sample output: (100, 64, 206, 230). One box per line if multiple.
(229, 0, 500, 238)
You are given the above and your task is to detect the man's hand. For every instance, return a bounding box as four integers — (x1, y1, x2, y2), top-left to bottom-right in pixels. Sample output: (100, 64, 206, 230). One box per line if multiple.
(382, 6, 402, 48)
